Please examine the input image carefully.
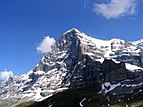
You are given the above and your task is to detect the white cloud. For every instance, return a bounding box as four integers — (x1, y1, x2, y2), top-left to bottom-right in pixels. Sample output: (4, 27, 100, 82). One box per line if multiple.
(37, 36, 56, 53)
(0, 70, 13, 80)
(93, 0, 136, 19)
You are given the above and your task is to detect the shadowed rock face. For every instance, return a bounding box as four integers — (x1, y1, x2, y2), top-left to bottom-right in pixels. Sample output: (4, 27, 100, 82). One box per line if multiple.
(69, 57, 130, 88)
(116, 54, 143, 67)
(102, 59, 128, 82)
(70, 55, 102, 88)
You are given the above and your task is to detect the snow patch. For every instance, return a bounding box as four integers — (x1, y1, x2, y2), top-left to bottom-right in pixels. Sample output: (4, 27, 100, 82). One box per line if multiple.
(35, 71, 45, 75)
(101, 82, 121, 93)
(125, 63, 143, 71)
(35, 88, 42, 100)
(79, 98, 86, 107)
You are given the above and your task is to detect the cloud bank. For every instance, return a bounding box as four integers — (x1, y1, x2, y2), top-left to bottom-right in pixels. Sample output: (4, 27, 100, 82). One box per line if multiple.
(37, 36, 56, 53)
(93, 0, 136, 19)
(0, 70, 13, 80)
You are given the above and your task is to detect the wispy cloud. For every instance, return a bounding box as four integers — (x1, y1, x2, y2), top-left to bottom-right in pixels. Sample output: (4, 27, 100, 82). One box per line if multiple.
(37, 36, 56, 53)
(0, 70, 13, 80)
(93, 0, 136, 19)
(84, 0, 89, 8)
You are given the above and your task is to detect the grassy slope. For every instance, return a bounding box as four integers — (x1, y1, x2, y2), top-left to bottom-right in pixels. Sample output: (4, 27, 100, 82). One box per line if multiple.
(16, 101, 35, 107)
(16, 86, 143, 107)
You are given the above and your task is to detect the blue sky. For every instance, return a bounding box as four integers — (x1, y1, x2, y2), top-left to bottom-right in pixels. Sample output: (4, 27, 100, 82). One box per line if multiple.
(0, 0, 143, 79)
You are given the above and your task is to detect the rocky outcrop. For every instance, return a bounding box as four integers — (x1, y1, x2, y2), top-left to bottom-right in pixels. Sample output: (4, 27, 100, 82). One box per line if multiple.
(102, 59, 128, 82)
(70, 55, 102, 88)
(115, 54, 143, 67)
(70, 58, 131, 88)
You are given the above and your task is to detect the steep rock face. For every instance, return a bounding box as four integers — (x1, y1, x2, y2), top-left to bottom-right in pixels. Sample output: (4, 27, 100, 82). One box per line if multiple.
(33, 29, 83, 86)
(34, 29, 82, 72)
(0, 28, 143, 107)
(109, 40, 143, 68)
(102, 59, 128, 82)
(70, 55, 102, 88)
(115, 54, 143, 67)
(70, 57, 129, 88)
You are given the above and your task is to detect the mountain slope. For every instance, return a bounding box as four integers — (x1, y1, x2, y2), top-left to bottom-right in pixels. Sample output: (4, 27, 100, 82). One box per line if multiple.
(0, 28, 143, 107)
(17, 86, 143, 107)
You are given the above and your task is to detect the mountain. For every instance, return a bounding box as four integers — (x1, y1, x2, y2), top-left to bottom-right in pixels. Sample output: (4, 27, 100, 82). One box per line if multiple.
(0, 28, 143, 107)
(132, 39, 143, 48)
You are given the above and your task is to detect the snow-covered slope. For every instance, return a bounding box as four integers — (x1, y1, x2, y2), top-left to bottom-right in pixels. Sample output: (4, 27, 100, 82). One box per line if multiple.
(132, 39, 143, 47)
(0, 28, 143, 107)
(75, 29, 143, 69)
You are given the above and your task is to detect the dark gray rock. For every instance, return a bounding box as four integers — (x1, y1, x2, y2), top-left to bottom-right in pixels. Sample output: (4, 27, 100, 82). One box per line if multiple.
(70, 55, 102, 88)
(115, 54, 143, 67)
(102, 59, 128, 82)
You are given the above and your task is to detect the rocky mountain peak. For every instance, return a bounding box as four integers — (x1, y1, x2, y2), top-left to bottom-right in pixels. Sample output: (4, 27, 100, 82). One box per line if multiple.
(0, 29, 143, 107)
(63, 28, 81, 35)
